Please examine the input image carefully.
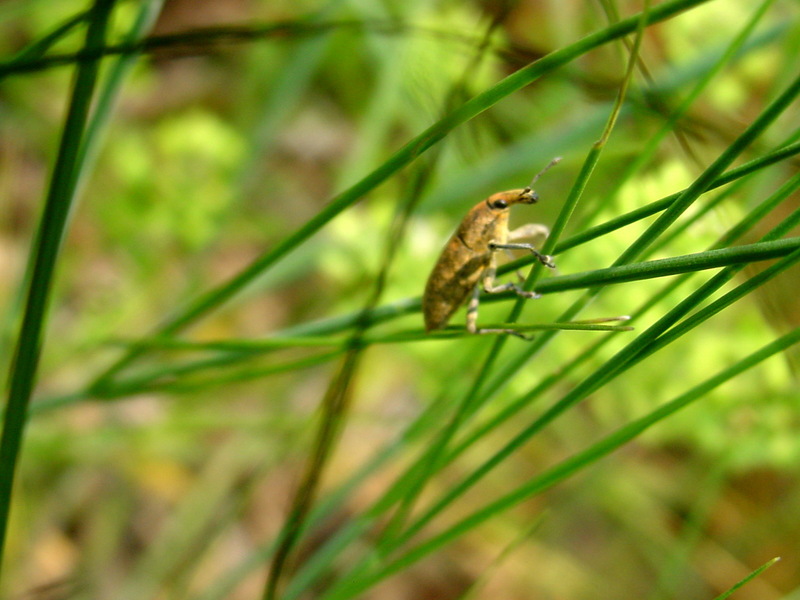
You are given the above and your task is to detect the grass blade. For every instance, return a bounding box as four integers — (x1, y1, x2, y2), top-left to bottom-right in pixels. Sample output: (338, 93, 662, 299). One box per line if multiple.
(0, 0, 116, 577)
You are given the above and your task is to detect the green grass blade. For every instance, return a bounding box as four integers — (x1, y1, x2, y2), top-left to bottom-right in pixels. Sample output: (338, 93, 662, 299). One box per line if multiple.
(0, 0, 116, 578)
(541, 237, 800, 290)
(75, 0, 164, 181)
(585, 0, 777, 221)
(711, 557, 781, 600)
(442, 170, 800, 474)
(553, 139, 800, 255)
(34, 232, 795, 409)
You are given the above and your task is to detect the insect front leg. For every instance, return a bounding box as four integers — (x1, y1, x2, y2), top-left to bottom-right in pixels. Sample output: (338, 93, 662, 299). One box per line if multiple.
(507, 223, 549, 243)
(494, 222, 555, 269)
(489, 241, 555, 269)
(504, 223, 551, 281)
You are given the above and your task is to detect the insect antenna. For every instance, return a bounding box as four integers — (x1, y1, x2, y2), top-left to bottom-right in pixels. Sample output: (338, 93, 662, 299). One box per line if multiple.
(524, 156, 562, 192)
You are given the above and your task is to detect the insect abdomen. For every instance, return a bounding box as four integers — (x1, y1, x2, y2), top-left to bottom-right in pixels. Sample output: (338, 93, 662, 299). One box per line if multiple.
(422, 238, 491, 331)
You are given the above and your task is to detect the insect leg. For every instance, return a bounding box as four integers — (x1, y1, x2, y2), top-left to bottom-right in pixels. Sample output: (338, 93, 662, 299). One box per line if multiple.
(469, 281, 533, 339)
(462, 273, 533, 338)
(502, 248, 527, 283)
(476, 326, 533, 340)
(507, 223, 549, 242)
(466, 284, 480, 334)
(465, 264, 536, 340)
(481, 264, 540, 298)
(489, 241, 555, 269)
(504, 223, 550, 280)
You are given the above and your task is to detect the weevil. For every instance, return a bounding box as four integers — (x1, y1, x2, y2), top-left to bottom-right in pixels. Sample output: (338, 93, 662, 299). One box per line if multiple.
(423, 160, 559, 338)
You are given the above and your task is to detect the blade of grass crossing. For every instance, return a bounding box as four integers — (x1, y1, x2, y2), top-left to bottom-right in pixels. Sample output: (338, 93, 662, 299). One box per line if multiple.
(554, 139, 800, 255)
(471, 143, 800, 409)
(616, 71, 800, 267)
(393, 196, 800, 548)
(0, 10, 89, 78)
(75, 0, 165, 185)
(3, 3, 165, 361)
(30, 233, 800, 411)
(321, 328, 800, 599)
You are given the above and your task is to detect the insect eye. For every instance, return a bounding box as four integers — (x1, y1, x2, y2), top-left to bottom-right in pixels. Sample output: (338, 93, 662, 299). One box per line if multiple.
(491, 199, 508, 210)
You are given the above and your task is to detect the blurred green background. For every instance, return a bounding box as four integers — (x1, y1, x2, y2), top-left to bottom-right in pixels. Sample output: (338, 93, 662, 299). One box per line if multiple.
(1, 0, 799, 599)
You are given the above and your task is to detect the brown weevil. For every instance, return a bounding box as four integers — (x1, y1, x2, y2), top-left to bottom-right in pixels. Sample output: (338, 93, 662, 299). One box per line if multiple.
(423, 159, 560, 338)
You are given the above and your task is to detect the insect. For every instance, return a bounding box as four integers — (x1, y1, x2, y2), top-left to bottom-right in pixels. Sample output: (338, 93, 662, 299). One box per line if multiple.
(423, 159, 560, 338)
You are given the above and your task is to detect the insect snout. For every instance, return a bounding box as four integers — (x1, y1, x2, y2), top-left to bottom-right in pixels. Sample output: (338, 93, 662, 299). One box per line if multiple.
(519, 188, 538, 204)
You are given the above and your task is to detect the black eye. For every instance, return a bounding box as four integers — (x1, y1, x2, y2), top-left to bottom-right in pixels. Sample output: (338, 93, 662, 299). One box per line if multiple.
(491, 199, 508, 209)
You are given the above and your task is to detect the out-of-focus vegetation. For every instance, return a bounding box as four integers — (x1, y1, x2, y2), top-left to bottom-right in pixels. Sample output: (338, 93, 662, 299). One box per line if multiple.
(1, 0, 800, 598)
